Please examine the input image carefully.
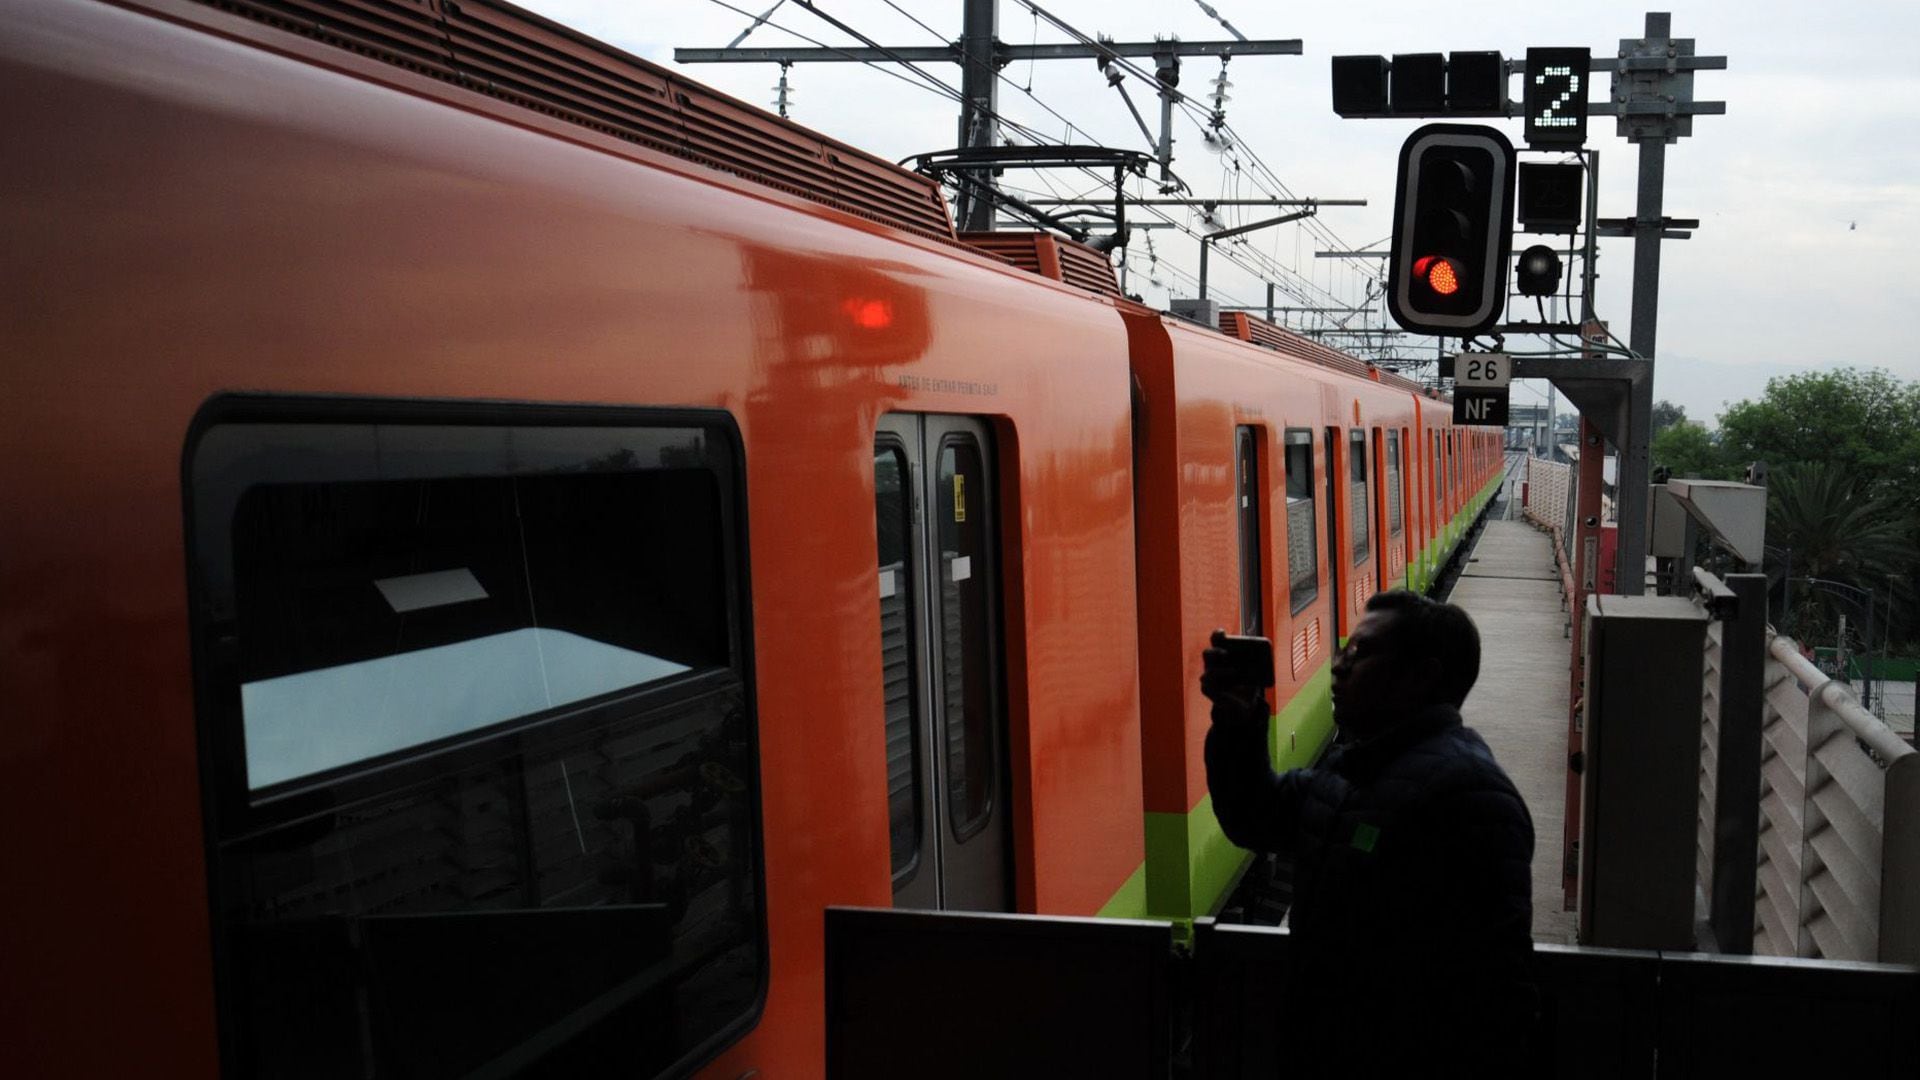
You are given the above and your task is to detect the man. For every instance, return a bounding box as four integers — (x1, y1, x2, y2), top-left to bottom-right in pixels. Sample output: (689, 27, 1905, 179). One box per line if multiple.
(1202, 590, 1536, 1075)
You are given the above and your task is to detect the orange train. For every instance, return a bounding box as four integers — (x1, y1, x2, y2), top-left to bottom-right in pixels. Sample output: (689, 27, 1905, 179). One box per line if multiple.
(0, 1, 1505, 1076)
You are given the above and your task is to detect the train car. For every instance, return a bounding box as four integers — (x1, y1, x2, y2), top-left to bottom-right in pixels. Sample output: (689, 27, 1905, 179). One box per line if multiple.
(2, 1, 1147, 1075)
(1129, 309, 1485, 921)
(1, 0, 1507, 1075)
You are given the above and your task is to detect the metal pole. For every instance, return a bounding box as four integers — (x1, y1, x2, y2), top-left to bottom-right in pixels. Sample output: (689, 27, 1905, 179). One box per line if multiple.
(1615, 14, 1670, 597)
(1865, 591, 1876, 711)
(1564, 416, 1608, 910)
(1546, 385, 1556, 458)
(1154, 46, 1178, 188)
(956, 0, 999, 232)
(1266, 281, 1275, 323)
(1199, 238, 1210, 301)
(1582, 150, 1600, 323)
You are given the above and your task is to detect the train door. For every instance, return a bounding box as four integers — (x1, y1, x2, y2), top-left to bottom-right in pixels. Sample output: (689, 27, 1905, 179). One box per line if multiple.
(1323, 427, 1345, 637)
(874, 414, 1012, 912)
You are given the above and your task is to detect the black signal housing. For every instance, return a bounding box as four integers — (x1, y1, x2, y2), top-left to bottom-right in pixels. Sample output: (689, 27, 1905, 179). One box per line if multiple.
(1386, 123, 1516, 336)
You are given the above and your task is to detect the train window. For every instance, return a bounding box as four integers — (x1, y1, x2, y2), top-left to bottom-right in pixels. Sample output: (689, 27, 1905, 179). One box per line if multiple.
(1429, 429, 1439, 520)
(1283, 429, 1318, 613)
(939, 437, 998, 840)
(188, 406, 762, 1080)
(875, 443, 923, 882)
(1386, 431, 1404, 537)
(1348, 429, 1370, 564)
(1235, 426, 1265, 635)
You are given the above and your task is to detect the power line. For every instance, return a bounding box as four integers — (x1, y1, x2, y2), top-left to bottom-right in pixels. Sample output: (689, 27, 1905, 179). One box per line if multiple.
(692, 0, 1382, 335)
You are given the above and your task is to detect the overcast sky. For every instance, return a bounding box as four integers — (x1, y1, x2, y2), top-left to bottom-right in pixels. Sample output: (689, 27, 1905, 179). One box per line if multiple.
(516, 1, 1920, 427)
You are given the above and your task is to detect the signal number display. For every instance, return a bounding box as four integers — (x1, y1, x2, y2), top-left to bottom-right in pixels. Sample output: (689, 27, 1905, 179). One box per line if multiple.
(1525, 47, 1591, 147)
(1454, 352, 1511, 388)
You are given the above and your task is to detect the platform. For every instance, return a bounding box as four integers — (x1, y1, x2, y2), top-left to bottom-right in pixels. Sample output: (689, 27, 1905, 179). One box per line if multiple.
(1451, 498, 1578, 944)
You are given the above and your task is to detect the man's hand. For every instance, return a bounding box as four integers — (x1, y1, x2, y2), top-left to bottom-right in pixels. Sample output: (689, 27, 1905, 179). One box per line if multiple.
(1201, 629, 1273, 729)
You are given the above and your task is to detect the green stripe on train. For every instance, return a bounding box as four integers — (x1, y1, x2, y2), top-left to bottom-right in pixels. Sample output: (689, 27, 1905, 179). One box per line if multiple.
(1138, 664, 1334, 921)
(1096, 861, 1150, 919)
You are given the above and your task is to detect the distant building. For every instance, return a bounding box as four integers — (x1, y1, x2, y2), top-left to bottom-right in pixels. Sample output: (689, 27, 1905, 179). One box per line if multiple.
(1506, 403, 1551, 455)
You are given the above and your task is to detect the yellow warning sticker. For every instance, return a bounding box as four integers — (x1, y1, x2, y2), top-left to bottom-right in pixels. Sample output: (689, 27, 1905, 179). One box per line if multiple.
(953, 474, 967, 523)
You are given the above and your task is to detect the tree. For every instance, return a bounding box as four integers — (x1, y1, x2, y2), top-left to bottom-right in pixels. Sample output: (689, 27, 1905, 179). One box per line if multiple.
(1651, 399, 1688, 437)
(1651, 420, 1728, 479)
(1717, 368, 1920, 499)
(1769, 463, 1912, 581)
(1768, 462, 1917, 649)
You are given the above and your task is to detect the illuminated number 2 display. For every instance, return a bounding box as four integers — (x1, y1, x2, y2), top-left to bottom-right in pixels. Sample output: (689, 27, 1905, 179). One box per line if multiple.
(1524, 47, 1591, 147)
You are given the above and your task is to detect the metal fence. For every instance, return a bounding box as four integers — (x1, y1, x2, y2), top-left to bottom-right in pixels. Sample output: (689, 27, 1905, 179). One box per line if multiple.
(1735, 632, 1920, 963)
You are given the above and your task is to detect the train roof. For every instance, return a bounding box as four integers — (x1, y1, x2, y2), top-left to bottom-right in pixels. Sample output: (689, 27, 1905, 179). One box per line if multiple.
(208, 0, 959, 241)
(203, 0, 1408, 388)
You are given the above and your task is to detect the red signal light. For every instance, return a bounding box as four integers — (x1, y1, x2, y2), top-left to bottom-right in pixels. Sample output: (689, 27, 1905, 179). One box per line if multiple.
(1413, 255, 1461, 296)
(842, 297, 894, 329)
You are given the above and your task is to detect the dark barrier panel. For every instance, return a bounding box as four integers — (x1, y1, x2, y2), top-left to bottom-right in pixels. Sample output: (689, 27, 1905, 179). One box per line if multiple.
(1530, 943, 1659, 1078)
(1190, 920, 1290, 1080)
(829, 909, 1917, 1078)
(1656, 952, 1920, 1079)
(1189, 924, 1659, 1079)
(824, 907, 1174, 1079)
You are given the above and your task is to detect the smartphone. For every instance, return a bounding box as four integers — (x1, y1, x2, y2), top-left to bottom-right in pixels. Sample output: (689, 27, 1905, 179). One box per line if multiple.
(1210, 630, 1275, 690)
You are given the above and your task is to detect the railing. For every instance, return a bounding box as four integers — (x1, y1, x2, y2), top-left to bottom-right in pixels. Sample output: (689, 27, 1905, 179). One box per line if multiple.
(1744, 632, 1920, 963)
(1520, 455, 1577, 615)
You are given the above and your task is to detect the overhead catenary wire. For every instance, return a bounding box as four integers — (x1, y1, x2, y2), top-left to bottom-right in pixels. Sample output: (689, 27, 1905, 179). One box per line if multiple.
(849, 0, 1370, 315)
(852, 2, 1329, 309)
(698, 0, 1378, 325)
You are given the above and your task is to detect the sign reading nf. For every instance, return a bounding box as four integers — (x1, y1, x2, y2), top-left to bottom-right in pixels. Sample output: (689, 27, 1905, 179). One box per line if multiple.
(1453, 388, 1510, 426)
(1452, 352, 1510, 425)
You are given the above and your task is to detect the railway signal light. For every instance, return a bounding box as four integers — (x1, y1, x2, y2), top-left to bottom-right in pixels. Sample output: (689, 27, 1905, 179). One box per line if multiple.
(1330, 55, 1390, 115)
(1518, 162, 1584, 233)
(1331, 52, 1508, 117)
(1387, 124, 1516, 336)
(1390, 53, 1445, 113)
(1516, 245, 1563, 296)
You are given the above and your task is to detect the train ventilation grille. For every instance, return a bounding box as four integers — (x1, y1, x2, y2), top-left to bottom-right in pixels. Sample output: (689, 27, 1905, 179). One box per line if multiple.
(956, 232, 1122, 298)
(1216, 311, 1428, 394)
(198, 0, 957, 241)
(1289, 617, 1322, 681)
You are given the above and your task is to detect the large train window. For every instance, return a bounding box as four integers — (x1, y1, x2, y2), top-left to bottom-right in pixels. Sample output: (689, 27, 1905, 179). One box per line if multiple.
(1348, 428, 1370, 564)
(187, 402, 762, 1080)
(1283, 429, 1318, 613)
(1235, 425, 1265, 635)
(1386, 431, 1404, 537)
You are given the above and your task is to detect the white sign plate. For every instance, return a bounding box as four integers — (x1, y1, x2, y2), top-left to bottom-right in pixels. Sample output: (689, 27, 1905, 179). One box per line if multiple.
(1453, 352, 1512, 389)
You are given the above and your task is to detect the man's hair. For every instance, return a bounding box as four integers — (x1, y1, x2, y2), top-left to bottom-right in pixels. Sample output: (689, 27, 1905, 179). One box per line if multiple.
(1363, 590, 1481, 707)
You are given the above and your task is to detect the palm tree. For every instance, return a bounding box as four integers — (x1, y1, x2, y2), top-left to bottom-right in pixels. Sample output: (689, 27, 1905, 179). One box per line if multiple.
(1768, 462, 1915, 645)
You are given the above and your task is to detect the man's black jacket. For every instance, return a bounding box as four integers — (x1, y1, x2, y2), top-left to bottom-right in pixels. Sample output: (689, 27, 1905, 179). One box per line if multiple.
(1206, 701, 1537, 1071)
